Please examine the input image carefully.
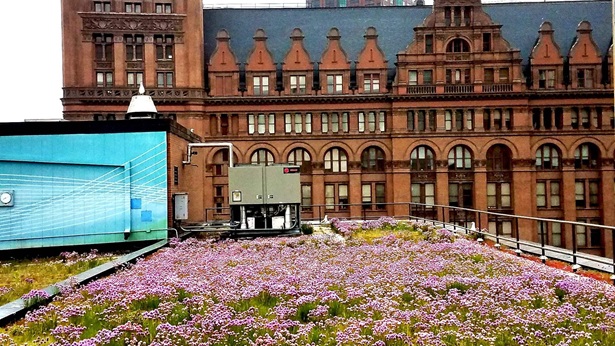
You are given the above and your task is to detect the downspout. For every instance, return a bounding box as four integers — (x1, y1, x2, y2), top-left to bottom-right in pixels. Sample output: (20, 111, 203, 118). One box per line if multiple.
(182, 142, 233, 167)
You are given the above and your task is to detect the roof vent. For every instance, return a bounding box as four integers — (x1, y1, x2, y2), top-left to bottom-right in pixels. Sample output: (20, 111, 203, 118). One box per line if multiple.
(126, 83, 158, 119)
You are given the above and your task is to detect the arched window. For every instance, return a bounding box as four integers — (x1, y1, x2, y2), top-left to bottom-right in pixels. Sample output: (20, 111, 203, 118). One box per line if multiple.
(250, 148, 274, 165)
(361, 146, 385, 171)
(288, 148, 312, 173)
(448, 145, 473, 170)
(574, 143, 600, 169)
(212, 149, 238, 176)
(446, 38, 470, 53)
(324, 147, 348, 173)
(487, 144, 512, 171)
(535, 144, 561, 170)
(410, 146, 435, 171)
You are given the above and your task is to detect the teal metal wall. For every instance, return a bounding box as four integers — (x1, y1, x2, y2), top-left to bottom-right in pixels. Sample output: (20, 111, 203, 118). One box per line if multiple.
(0, 132, 168, 250)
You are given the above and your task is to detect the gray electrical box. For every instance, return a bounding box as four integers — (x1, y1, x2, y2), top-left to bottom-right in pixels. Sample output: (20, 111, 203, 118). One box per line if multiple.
(173, 193, 188, 220)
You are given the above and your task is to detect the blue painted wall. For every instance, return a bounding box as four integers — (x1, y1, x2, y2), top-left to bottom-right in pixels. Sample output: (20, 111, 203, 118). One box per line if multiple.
(0, 132, 168, 250)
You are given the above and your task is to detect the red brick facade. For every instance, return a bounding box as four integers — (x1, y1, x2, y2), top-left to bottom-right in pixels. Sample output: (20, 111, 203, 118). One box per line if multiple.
(61, 0, 614, 256)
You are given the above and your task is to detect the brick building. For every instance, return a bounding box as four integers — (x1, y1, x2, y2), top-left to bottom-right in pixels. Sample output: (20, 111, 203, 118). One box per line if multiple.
(61, 0, 614, 255)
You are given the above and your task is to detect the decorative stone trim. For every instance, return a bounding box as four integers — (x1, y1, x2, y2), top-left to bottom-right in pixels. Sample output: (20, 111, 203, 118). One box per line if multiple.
(80, 13, 185, 34)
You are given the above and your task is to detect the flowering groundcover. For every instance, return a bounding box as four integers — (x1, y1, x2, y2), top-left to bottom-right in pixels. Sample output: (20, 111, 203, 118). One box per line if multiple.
(2, 220, 615, 345)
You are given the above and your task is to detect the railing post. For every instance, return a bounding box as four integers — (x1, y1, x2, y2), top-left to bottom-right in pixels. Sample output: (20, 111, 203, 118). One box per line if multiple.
(476, 210, 481, 236)
(540, 221, 547, 263)
(514, 217, 521, 256)
(440, 206, 445, 227)
(495, 214, 500, 247)
(612, 228, 615, 285)
(572, 223, 578, 268)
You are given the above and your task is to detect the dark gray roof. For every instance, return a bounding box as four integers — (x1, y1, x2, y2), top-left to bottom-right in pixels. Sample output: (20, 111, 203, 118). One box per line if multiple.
(203, 1, 611, 67)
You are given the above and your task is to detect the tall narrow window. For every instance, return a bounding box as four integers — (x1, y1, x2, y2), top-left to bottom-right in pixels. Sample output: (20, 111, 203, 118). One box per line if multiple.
(125, 35, 144, 61)
(94, 34, 113, 61)
(577, 69, 593, 88)
(155, 35, 174, 61)
(362, 184, 372, 210)
(358, 112, 365, 133)
(285, 113, 292, 133)
(423, 70, 433, 85)
(294, 113, 303, 133)
(367, 111, 376, 132)
(321, 113, 329, 133)
(257, 114, 266, 134)
(425, 34, 433, 53)
(248, 114, 255, 134)
(482, 33, 491, 51)
(268, 113, 275, 134)
(305, 113, 312, 133)
(341, 112, 349, 132)
(409, 71, 418, 85)
(301, 185, 312, 210)
(331, 113, 339, 133)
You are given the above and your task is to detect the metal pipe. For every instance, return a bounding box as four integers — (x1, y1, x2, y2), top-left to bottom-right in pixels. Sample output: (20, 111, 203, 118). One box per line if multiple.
(182, 142, 234, 167)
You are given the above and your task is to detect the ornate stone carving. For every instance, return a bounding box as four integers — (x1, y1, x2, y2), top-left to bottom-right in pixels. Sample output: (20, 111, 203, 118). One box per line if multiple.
(113, 35, 124, 43)
(436, 160, 449, 168)
(512, 159, 535, 167)
(435, 34, 446, 41)
(63, 87, 205, 101)
(448, 171, 473, 181)
(349, 161, 362, 170)
(411, 172, 436, 181)
(311, 162, 324, 170)
(562, 158, 576, 167)
(391, 160, 410, 169)
(487, 171, 512, 181)
(175, 35, 184, 44)
(156, 62, 175, 70)
(602, 158, 614, 167)
(95, 62, 113, 69)
(82, 33, 93, 42)
(126, 62, 144, 70)
(473, 159, 487, 168)
(80, 14, 185, 34)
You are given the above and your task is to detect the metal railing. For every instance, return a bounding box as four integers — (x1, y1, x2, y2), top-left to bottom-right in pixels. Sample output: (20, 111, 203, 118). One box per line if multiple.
(203, 202, 615, 275)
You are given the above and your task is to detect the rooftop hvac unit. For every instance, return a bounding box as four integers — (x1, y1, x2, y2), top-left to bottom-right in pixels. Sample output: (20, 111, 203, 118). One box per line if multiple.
(228, 164, 301, 236)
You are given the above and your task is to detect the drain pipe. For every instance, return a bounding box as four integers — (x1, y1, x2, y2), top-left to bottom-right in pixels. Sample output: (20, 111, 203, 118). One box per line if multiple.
(182, 142, 234, 167)
(181, 142, 238, 226)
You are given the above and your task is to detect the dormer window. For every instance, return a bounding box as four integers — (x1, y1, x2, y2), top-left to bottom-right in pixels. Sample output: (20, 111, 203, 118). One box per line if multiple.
(577, 69, 594, 88)
(447, 39, 470, 53)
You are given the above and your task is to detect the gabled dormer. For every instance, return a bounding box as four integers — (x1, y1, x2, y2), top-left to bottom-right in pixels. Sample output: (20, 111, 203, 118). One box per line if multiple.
(208, 29, 240, 96)
(396, 0, 522, 95)
(568, 21, 602, 89)
(245, 29, 277, 96)
(319, 28, 351, 95)
(355, 27, 388, 94)
(529, 22, 564, 90)
(282, 28, 313, 96)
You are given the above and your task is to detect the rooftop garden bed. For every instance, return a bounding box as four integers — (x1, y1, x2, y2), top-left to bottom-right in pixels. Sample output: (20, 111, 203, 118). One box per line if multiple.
(2, 219, 615, 345)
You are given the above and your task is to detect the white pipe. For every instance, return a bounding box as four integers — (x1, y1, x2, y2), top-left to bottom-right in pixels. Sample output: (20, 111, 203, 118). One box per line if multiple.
(182, 142, 233, 167)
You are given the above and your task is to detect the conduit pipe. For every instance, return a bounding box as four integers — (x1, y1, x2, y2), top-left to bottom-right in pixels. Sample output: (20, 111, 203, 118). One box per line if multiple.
(182, 142, 233, 167)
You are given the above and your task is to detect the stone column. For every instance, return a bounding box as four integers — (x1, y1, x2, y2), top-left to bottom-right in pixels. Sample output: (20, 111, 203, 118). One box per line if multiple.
(435, 160, 449, 222)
